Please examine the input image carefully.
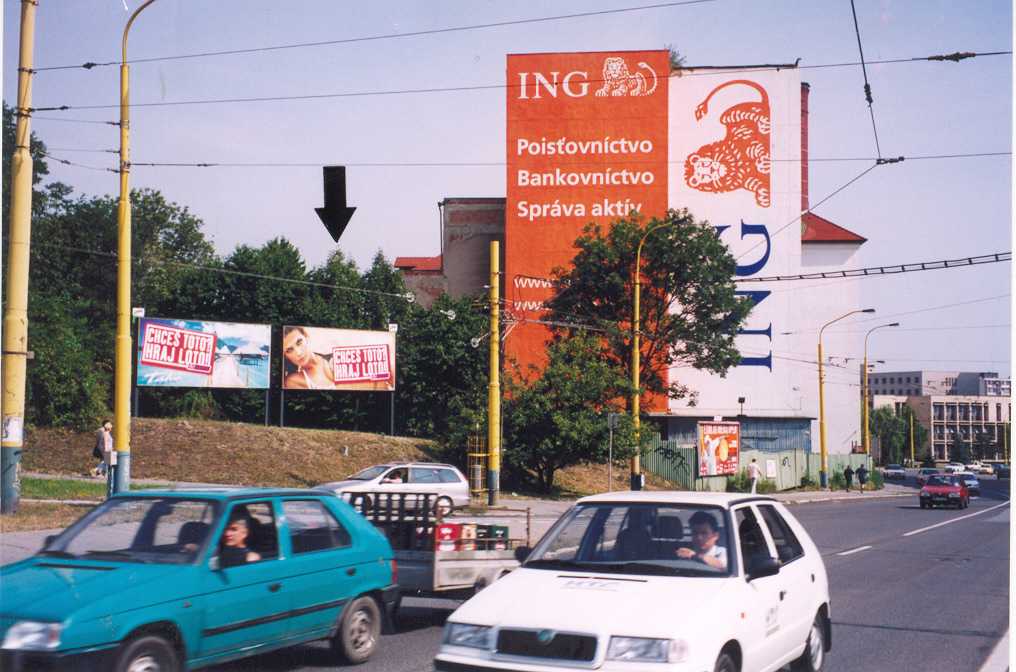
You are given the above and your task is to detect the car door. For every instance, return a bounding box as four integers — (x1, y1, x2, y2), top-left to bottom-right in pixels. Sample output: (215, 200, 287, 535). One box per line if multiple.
(198, 500, 291, 658)
(731, 505, 784, 672)
(409, 466, 444, 511)
(755, 503, 813, 663)
(277, 498, 364, 639)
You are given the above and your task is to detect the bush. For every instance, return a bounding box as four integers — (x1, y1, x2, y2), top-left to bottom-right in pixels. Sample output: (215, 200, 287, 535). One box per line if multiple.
(725, 468, 777, 493)
(829, 471, 846, 490)
(800, 473, 816, 488)
(869, 469, 884, 489)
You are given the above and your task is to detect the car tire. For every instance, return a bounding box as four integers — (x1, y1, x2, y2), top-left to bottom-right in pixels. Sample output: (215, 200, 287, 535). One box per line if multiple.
(359, 495, 373, 514)
(114, 634, 180, 672)
(790, 612, 826, 672)
(919, 501, 927, 509)
(436, 496, 454, 519)
(714, 651, 738, 672)
(333, 596, 381, 664)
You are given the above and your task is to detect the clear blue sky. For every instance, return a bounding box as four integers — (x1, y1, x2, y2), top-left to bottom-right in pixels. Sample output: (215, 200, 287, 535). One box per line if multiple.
(3, 0, 1012, 376)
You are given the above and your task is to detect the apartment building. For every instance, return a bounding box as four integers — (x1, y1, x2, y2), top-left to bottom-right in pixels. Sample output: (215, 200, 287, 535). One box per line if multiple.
(874, 394, 1011, 461)
(867, 370, 1010, 397)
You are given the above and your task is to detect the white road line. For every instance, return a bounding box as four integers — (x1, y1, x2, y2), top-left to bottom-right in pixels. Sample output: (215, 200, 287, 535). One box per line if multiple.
(976, 630, 1009, 672)
(902, 501, 1010, 537)
(836, 545, 872, 556)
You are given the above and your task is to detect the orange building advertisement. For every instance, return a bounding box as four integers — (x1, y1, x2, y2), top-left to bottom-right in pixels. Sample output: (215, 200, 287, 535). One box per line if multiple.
(698, 421, 740, 477)
(505, 50, 670, 384)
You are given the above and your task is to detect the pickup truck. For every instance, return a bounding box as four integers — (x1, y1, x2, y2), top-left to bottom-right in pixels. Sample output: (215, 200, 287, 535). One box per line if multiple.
(339, 491, 521, 618)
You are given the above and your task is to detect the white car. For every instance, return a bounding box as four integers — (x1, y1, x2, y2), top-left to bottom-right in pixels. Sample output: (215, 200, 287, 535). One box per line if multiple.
(435, 492, 831, 672)
(317, 462, 470, 516)
(881, 464, 906, 480)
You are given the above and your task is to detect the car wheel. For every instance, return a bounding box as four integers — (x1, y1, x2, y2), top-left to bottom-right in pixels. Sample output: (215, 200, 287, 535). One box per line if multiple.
(714, 651, 738, 672)
(919, 501, 927, 509)
(359, 495, 373, 514)
(790, 612, 826, 672)
(333, 596, 381, 664)
(436, 496, 454, 519)
(115, 634, 180, 672)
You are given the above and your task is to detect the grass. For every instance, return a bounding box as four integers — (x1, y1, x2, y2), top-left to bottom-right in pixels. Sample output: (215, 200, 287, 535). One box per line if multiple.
(0, 502, 92, 533)
(21, 477, 163, 501)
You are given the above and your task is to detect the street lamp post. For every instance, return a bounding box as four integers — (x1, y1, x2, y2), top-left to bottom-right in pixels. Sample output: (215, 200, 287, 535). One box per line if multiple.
(631, 221, 674, 491)
(113, 0, 157, 494)
(862, 322, 899, 464)
(818, 308, 875, 488)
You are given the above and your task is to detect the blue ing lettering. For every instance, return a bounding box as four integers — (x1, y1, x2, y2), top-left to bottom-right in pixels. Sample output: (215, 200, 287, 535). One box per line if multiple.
(717, 222, 774, 370)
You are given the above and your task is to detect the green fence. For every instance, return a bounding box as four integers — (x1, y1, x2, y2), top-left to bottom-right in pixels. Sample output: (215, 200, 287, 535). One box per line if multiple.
(641, 434, 871, 492)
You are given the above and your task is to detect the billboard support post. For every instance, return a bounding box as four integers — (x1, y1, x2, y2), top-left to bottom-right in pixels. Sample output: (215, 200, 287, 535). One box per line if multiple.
(280, 390, 285, 428)
(388, 323, 398, 436)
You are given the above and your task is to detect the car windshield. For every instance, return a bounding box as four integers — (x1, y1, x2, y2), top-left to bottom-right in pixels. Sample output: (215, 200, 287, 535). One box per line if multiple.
(925, 476, 955, 487)
(349, 465, 389, 480)
(40, 497, 218, 564)
(525, 503, 732, 577)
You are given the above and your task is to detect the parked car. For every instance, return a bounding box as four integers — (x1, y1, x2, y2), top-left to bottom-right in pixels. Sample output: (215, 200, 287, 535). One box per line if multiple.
(318, 462, 470, 517)
(920, 474, 969, 509)
(0, 488, 397, 672)
(882, 464, 906, 480)
(964, 461, 984, 473)
(434, 492, 831, 672)
(943, 463, 965, 474)
(953, 471, 981, 496)
(977, 463, 995, 475)
(995, 463, 1011, 479)
(916, 468, 941, 486)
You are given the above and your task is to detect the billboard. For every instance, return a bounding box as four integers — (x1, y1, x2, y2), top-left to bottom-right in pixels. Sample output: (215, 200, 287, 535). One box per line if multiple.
(137, 318, 271, 388)
(505, 50, 670, 376)
(282, 326, 395, 392)
(698, 421, 740, 477)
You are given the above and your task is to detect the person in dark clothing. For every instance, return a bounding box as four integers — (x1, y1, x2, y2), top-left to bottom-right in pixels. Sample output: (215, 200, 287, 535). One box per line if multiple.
(856, 464, 869, 492)
(843, 465, 854, 491)
(219, 515, 261, 568)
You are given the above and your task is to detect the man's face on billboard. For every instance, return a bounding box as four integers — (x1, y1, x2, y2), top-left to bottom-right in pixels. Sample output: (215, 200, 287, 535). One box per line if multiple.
(283, 330, 312, 368)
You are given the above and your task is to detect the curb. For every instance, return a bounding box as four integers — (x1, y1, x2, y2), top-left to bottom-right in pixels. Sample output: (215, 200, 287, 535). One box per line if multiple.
(21, 498, 98, 506)
(780, 492, 913, 505)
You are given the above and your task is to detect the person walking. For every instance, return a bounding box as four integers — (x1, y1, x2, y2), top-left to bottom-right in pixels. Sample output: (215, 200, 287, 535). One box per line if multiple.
(92, 421, 112, 478)
(856, 464, 869, 493)
(98, 420, 117, 498)
(747, 458, 762, 494)
(843, 464, 854, 491)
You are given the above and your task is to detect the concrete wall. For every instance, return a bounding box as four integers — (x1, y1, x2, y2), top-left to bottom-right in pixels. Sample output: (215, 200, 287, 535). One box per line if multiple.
(441, 198, 505, 299)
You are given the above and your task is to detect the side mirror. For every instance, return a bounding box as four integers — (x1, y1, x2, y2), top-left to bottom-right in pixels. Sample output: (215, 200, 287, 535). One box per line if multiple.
(747, 553, 780, 581)
(43, 534, 58, 547)
(209, 556, 221, 571)
(514, 546, 531, 563)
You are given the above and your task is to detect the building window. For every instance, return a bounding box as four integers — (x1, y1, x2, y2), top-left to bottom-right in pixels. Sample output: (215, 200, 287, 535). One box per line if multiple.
(947, 406, 957, 421)
(933, 404, 944, 420)
(997, 404, 1002, 421)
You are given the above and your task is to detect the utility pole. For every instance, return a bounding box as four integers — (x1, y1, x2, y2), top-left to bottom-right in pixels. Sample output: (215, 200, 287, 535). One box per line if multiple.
(487, 241, 501, 506)
(1, 0, 38, 514)
(909, 407, 915, 465)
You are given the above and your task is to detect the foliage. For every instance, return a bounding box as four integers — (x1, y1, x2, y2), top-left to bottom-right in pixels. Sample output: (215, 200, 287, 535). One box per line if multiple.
(546, 211, 751, 405)
(725, 469, 776, 493)
(870, 405, 927, 465)
(869, 468, 884, 489)
(502, 333, 636, 492)
(799, 473, 816, 488)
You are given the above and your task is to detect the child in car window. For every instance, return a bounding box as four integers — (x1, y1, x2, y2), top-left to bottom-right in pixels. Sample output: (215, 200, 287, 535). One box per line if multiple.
(220, 514, 262, 568)
(676, 511, 727, 569)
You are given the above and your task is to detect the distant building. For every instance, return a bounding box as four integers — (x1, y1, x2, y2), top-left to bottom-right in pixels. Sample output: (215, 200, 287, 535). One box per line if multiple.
(873, 393, 1011, 461)
(867, 370, 1011, 397)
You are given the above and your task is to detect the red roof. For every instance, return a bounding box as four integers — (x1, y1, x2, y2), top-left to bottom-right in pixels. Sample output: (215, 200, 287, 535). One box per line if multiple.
(394, 255, 443, 272)
(801, 212, 867, 244)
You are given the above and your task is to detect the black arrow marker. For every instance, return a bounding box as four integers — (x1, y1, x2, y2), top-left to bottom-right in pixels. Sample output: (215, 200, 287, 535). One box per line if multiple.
(316, 165, 356, 242)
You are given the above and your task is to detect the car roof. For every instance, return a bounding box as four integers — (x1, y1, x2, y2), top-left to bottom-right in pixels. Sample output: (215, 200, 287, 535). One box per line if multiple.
(112, 487, 337, 502)
(373, 462, 459, 469)
(577, 491, 777, 508)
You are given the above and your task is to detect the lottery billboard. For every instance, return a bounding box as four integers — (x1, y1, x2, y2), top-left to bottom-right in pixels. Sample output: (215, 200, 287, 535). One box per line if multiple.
(698, 421, 740, 477)
(282, 326, 395, 392)
(137, 318, 270, 389)
(505, 50, 670, 378)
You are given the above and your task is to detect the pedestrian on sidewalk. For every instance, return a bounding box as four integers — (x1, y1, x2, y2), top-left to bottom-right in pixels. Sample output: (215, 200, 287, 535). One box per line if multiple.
(747, 458, 761, 494)
(856, 464, 869, 492)
(92, 421, 112, 478)
(843, 464, 854, 491)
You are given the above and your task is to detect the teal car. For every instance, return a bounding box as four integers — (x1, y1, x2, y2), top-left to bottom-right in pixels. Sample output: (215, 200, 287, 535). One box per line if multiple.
(0, 488, 397, 671)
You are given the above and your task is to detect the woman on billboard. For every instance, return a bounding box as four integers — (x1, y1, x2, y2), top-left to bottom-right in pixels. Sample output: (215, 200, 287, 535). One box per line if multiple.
(282, 326, 335, 389)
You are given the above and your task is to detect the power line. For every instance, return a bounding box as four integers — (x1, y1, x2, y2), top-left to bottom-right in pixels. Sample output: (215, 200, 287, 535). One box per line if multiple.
(29, 50, 1012, 112)
(40, 151, 115, 173)
(782, 294, 1011, 334)
(738, 251, 1011, 282)
(33, 116, 119, 126)
(32, 1, 714, 72)
(849, 0, 882, 160)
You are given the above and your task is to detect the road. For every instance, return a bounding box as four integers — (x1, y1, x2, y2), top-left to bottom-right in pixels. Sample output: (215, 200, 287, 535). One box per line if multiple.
(211, 477, 1011, 672)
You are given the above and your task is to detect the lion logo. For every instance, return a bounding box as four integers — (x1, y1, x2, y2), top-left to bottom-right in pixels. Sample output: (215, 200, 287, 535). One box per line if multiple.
(684, 79, 771, 207)
(595, 57, 658, 97)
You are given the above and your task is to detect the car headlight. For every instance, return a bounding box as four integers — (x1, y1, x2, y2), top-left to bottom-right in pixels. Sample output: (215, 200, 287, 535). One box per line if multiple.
(443, 622, 492, 650)
(606, 636, 688, 663)
(2, 621, 62, 651)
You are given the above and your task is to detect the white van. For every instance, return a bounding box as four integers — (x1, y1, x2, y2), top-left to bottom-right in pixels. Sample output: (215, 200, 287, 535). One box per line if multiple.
(435, 492, 831, 672)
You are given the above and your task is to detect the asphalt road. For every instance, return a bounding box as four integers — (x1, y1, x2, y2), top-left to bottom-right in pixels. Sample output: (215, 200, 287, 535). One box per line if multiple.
(210, 478, 1011, 672)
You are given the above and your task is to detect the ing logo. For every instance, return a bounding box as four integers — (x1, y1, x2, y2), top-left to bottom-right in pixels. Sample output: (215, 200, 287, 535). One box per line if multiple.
(516, 56, 659, 99)
(595, 57, 658, 97)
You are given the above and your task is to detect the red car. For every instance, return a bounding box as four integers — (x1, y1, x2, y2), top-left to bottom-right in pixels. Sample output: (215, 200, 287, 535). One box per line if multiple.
(919, 474, 969, 509)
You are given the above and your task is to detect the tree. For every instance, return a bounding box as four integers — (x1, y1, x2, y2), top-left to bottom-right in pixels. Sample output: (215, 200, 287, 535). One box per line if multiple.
(972, 430, 994, 461)
(503, 333, 636, 492)
(546, 210, 751, 405)
(869, 404, 927, 465)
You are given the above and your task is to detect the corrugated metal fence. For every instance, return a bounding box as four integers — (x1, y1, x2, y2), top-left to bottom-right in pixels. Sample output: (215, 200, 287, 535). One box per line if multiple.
(642, 435, 871, 492)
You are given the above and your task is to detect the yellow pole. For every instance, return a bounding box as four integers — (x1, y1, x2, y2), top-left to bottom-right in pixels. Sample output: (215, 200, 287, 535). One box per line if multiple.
(487, 241, 500, 506)
(1, 0, 38, 514)
(862, 355, 869, 457)
(631, 239, 643, 491)
(909, 408, 915, 465)
(114, 0, 157, 494)
(817, 340, 828, 487)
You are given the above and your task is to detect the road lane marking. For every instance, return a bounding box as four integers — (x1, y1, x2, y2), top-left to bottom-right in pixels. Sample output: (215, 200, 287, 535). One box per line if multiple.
(977, 630, 1009, 672)
(836, 545, 872, 556)
(902, 501, 1010, 537)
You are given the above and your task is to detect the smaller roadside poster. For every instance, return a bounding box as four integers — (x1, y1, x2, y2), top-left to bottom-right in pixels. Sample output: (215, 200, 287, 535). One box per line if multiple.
(137, 318, 271, 389)
(698, 421, 740, 477)
(282, 326, 395, 392)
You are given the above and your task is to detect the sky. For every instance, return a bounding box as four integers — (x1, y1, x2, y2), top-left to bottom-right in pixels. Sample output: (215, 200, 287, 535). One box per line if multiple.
(2, 0, 1012, 378)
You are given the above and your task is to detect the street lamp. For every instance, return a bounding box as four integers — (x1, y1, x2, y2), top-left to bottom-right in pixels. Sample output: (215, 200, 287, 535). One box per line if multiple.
(817, 308, 875, 488)
(631, 221, 675, 490)
(113, 0, 157, 494)
(862, 322, 899, 464)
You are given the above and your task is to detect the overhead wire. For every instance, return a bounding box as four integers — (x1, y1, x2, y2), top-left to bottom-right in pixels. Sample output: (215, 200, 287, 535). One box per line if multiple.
(848, 0, 882, 160)
(738, 251, 1011, 282)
